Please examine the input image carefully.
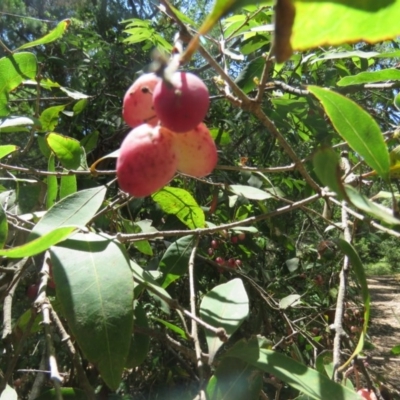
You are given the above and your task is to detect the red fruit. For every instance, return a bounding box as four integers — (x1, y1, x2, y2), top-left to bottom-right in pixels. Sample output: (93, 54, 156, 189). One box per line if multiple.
(238, 232, 246, 241)
(216, 257, 225, 266)
(357, 389, 377, 400)
(117, 124, 178, 197)
(26, 284, 39, 301)
(122, 73, 160, 128)
(173, 123, 217, 177)
(231, 236, 238, 244)
(208, 248, 214, 256)
(153, 72, 209, 133)
(235, 259, 242, 268)
(228, 258, 236, 268)
(211, 240, 219, 249)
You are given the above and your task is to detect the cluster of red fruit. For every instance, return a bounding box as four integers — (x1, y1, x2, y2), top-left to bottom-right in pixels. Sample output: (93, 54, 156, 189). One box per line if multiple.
(117, 71, 218, 197)
(208, 233, 246, 270)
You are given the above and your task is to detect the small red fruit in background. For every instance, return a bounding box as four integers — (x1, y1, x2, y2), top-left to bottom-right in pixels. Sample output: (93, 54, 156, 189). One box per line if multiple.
(357, 389, 377, 400)
(235, 259, 242, 268)
(207, 248, 214, 256)
(216, 257, 225, 266)
(238, 232, 246, 241)
(211, 240, 219, 249)
(228, 258, 236, 268)
(26, 284, 39, 301)
(231, 236, 238, 244)
(152, 72, 209, 133)
(117, 124, 178, 197)
(122, 73, 160, 128)
(173, 123, 217, 177)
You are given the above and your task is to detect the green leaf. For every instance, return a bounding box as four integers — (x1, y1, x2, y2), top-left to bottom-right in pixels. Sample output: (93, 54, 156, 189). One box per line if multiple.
(0, 203, 7, 249)
(16, 19, 71, 50)
(395, 93, 400, 111)
(0, 145, 18, 159)
(345, 185, 400, 226)
(292, 1, 400, 51)
(313, 147, 347, 199)
(130, 261, 172, 313)
(0, 385, 17, 400)
(46, 132, 82, 169)
(229, 185, 272, 200)
(0, 226, 76, 258)
(125, 303, 150, 368)
(206, 357, 263, 400)
(59, 174, 77, 199)
(59, 86, 89, 100)
(0, 116, 36, 133)
(0, 53, 37, 116)
(334, 239, 370, 371)
(337, 69, 400, 86)
(200, 278, 249, 363)
(224, 337, 361, 400)
(159, 235, 194, 288)
(279, 294, 301, 309)
(285, 257, 299, 272)
(390, 344, 400, 355)
(73, 98, 88, 115)
(235, 57, 265, 94)
(152, 317, 189, 340)
(39, 105, 66, 131)
(152, 187, 205, 229)
(308, 86, 390, 179)
(80, 130, 99, 153)
(30, 186, 107, 238)
(46, 154, 58, 209)
(32, 387, 87, 400)
(50, 233, 134, 390)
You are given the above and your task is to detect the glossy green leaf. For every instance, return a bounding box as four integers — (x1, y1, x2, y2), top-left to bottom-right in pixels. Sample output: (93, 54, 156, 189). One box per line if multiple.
(200, 278, 249, 363)
(345, 185, 400, 226)
(0, 116, 36, 133)
(206, 357, 263, 400)
(131, 261, 172, 313)
(46, 132, 82, 169)
(0, 145, 18, 159)
(313, 147, 347, 199)
(0, 226, 76, 258)
(16, 19, 71, 50)
(224, 336, 361, 400)
(334, 239, 370, 371)
(60, 174, 77, 199)
(279, 294, 301, 309)
(73, 98, 88, 114)
(39, 105, 66, 131)
(229, 184, 272, 200)
(153, 317, 189, 340)
(46, 154, 58, 209)
(50, 232, 134, 390)
(235, 57, 265, 94)
(292, 1, 400, 51)
(395, 93, 400, 111)
(59, 86, 89, 100)
(33, 387, 87, 400)
(0, 203, 7, 249)
(159, 235, 194, 288)
(30, 185, 107, 238)
(80, 130, 99, 153)
(152, 187, 205, 229)
(308, 86, 390, 179)
(0, 52, 37, 116)
(0, 385, 17, 400)
(126, 303, 150, 369)
(15, 309, 43, 335)
(337, 69, 400, 86)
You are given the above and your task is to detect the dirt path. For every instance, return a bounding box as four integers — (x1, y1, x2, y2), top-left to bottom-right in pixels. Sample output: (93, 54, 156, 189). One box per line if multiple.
(366, 276, 400, 398)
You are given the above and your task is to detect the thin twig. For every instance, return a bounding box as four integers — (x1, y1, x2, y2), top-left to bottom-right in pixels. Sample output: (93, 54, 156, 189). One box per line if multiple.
(332, 201, 351, 382)
(188, 236, 206, 399)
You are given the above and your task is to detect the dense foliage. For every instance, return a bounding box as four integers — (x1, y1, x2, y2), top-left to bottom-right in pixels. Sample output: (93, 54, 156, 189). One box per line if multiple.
(1, 0, 400, 399)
